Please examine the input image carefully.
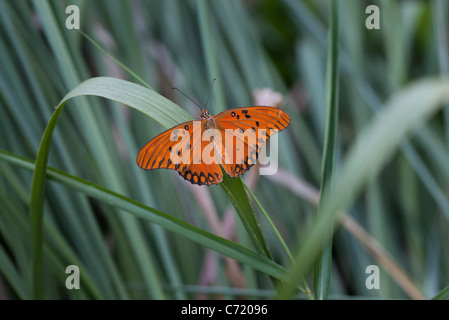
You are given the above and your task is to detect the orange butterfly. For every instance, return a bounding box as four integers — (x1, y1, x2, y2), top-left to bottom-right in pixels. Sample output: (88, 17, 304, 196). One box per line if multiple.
(137, 93, 290, 186)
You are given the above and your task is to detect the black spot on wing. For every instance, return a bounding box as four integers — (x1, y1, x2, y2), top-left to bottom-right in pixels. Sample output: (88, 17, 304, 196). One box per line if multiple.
(178, 169, 222, 185)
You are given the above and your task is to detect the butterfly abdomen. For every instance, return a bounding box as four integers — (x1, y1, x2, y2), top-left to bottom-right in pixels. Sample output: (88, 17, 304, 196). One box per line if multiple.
(179, 168, 221, 186)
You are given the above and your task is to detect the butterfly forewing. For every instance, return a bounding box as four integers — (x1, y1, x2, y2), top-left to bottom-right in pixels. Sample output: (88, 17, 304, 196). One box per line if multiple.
(177, 121, 223, 185)
(214, 106, 290, 177)
(215, 106, 290, 132)
(137, 121, 192, 171)
(137, 119, 224, 185)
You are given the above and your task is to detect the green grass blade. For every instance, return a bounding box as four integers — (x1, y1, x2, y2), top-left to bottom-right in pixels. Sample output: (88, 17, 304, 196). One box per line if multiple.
(220, 174, 271, 260)
(60, 77, 192, 127)
(243, 184, 294, 263)
(78, 30, 153, 90)
(243, 184, 313, 300)
(314, 0, 340, 300)
(433, 0, 449, 147)
(0, 235, 28, 299)
(432, 285, 449, 300)
(196, 0, 225, 112)
(29, 106, 64, 299)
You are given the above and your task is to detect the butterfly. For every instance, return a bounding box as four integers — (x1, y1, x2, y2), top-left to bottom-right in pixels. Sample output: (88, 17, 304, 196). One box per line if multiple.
(137, 90, 290, 186)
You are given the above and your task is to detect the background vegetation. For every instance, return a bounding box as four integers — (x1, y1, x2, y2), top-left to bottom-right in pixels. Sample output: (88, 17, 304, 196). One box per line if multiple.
(1, 0, 449, 300)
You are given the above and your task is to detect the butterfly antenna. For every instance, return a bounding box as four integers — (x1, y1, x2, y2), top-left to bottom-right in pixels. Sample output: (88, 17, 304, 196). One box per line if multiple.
(204, 78, 216, 109)
(172, 87, 203, 110)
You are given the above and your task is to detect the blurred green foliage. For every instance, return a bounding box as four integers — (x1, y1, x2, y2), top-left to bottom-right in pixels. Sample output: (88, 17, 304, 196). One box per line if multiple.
(1, 0, 449, 300)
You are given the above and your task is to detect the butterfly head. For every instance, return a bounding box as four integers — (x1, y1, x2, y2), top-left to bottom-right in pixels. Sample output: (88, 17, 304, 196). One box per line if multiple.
(199, 109, 211, 120)
(199, 109, 215, 129)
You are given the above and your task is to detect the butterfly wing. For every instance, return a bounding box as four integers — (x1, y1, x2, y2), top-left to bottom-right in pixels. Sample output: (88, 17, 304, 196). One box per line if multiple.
(213, 106, 290, 177)
(137, 106, 289, 184)
(137, 120, 223, 186)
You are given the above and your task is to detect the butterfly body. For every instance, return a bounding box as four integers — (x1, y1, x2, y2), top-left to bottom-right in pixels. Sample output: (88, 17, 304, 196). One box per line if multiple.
(199, 109, 216, 129)
(137, 106, 290, 186)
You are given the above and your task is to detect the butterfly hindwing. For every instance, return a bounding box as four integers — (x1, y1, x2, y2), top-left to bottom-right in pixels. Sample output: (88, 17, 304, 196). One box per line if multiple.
(178, 163, 223, 185)
(214, 106, 290, 178)
(177, 121, 223, 185)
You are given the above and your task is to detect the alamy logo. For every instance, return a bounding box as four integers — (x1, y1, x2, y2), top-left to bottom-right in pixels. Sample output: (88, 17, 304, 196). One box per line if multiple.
(65, 5, 80, 30)
(65, 265, 80, 290)
(365, 265, 380, 290)
(365, 5, 380, 30)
